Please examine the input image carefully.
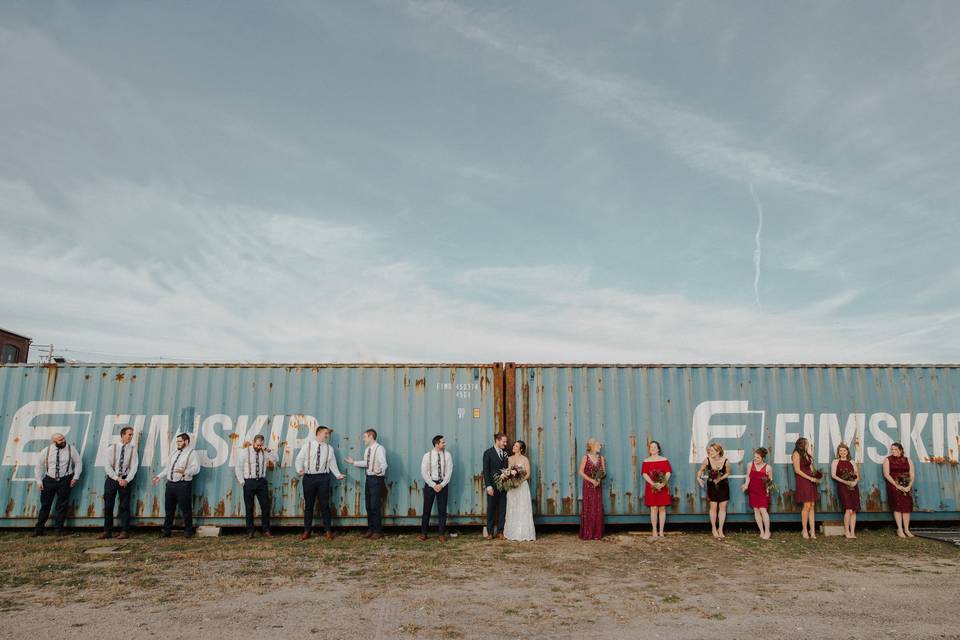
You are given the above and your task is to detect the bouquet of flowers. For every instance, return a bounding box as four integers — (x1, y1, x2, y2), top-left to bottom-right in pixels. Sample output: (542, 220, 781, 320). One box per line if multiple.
(810, 467, 824, 482)
(764, 477, 779, 495)
(591, 465, 606, 482)
(650, 470, 667, 492)
(838, 468, 858, 483)
(895, 474, 911, 494)
(495, 465, 528, 492)
(707, 468, 723, 485)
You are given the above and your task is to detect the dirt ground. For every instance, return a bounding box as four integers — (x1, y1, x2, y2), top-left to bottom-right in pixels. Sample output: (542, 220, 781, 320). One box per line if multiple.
(0, 526, 958, 640)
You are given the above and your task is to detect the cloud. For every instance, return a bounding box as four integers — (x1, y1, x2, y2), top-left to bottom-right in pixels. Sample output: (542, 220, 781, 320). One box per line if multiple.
(399, 0, 838, 195)
(3, 178, 959, 363)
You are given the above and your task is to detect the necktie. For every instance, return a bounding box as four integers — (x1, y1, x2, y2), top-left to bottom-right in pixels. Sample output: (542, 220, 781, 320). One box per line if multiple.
(320, 444, 328, 473)
(436, 451, 442, 482)
(118, 445, 126, 477)
(315, 443, 322, 473)
(255, 450, 261, 478)
(366, 446, 373, 474)
(171, 451, 182, 481)
(55, 448, 61, 479)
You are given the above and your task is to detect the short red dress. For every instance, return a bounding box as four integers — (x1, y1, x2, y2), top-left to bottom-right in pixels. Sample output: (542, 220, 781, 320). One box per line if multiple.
(886, 455, 913, 513)
(642, 458, 672, 507)
(748, 462, 770, 509)
(834, 460, 861, 512)
(794, 455, 820, 504)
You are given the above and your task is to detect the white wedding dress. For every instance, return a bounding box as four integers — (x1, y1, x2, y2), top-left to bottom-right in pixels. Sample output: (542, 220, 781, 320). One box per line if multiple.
(503, 458, 536, 541)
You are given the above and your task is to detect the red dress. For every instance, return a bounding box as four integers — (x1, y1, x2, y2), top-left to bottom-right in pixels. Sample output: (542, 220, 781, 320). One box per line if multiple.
(886, 455, 913, 513)
(834, 460, 861, 512)
(579, 455, 604, 540)
(794, 455, 820, 504)
(642, 458, 672, 507)
(748, 462, 770, 509)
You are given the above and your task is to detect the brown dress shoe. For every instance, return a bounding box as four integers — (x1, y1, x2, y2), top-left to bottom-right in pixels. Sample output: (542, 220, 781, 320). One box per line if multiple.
(438, 534, 447, 543)
(370, 533, 383, 540)
(324, 532, 334, 541)
(482, 533, 491, 540)
(300, 532, 311, 540)
(495, 533, 504, 540)
(116, 532, 129, 540)
(97, 532, 112, 540)
(364, 532, 374, 539)
(263, 531, 273, 537)
(417, 534, 428, 541)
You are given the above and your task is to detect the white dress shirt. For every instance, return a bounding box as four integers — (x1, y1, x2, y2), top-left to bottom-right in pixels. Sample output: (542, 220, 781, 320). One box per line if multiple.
(34, 443, 83, 485)
(155, 448, 200, 482)
(104, 442, 139, 481)
(352, 442, 387, 476)
(421, 449, 453, 489)
(235, 447, 279, 483)
(295, 441, 343, 476)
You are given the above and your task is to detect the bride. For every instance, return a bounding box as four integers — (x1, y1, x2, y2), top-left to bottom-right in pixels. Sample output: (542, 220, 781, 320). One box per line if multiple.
(503, 440, 536, 541)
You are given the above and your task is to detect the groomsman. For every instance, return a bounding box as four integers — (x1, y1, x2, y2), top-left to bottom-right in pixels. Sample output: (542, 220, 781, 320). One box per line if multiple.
(235, 434, 278, 538)
(295, 426, 344, 540)
(419, 435, 453, 542)
(346, 428, 388, 539)
(152, 433, 200, 538)
(482, 432, 509, 539)
(33, 433, 84, 536)
(99, 426, 139, 539)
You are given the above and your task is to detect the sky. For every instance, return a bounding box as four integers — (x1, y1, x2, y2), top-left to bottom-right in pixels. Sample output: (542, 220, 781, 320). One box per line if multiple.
(1, 1, 959, 364)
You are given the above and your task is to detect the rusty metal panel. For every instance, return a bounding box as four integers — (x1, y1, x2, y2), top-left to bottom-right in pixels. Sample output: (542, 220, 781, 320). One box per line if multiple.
(0, 363, 500, 527)
(513, 365, 960, 523)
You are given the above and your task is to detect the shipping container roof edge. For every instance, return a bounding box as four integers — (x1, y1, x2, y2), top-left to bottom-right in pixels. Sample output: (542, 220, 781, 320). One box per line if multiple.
(2, 362, 960, 368)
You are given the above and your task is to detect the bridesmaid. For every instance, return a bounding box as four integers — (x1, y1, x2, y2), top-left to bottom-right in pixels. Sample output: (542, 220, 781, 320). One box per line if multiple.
(830, 442, 861, 538)
(641, 441, 672, 538)
(740, 447, 773, 539)
(696, 443, 730, 539)
(578, 438, 605, 540)
(883, 442, 915, 538)
(792, 437, 821, 539)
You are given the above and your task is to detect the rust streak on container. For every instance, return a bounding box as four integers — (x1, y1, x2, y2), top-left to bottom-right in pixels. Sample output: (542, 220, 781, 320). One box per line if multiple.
(415, 377, 426, 391)
(114, 373, 125, 382)
(546, 497, 556, 515)
(4, 499, 14, 518)
(866, 486, 883, 511)
(561, 496, 573, 514)
(136, 499, 144, 517)
(151, 496, 160, 517)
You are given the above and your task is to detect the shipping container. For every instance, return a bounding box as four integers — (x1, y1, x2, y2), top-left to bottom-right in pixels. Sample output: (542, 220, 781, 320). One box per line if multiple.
(0, 363, 503, 527)
(509, 364, 960, 523)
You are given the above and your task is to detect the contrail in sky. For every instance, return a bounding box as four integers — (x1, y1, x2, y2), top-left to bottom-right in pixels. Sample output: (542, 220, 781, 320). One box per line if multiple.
(749, 182, 763, 311)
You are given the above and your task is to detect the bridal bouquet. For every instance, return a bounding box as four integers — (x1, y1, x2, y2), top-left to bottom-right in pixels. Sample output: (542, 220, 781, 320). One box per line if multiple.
(495, 465, 528, 492)
(591, 465, 606, 482)
(810, 467, 824, 482)
(707, 468, 723, 485)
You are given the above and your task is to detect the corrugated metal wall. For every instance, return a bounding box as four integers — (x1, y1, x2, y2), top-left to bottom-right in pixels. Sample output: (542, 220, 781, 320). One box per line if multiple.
(0, 363, 502, 527)
(512, 365, 960, 523)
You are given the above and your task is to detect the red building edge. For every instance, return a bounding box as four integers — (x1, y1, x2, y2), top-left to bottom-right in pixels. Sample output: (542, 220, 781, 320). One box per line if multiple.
(0, 328, 31, 363)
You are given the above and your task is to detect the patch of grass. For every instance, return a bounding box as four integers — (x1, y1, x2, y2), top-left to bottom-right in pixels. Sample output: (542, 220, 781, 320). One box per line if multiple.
(661, 594, 681, 603)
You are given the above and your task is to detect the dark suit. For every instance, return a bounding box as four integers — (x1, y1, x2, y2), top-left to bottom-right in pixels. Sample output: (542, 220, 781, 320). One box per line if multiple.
(483, 446, 508, 535)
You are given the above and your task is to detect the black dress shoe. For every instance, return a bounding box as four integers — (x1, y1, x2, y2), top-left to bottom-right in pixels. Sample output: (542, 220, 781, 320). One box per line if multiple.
(247, 531, 255, 539)
(160, 532, 172, 538)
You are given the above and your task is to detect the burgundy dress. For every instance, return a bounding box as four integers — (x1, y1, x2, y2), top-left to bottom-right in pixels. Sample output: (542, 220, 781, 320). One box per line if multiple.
(834, 460, 861, 512)
(886, 455, 913, 513)
(579, 455, 604, 540)
(643, 459, 672, 507)
(748, 462, 770, 509)
(794, 455, 820, 504)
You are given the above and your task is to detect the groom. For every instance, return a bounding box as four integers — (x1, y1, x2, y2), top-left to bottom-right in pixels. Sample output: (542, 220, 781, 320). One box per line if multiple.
(482, 432, 509, 539)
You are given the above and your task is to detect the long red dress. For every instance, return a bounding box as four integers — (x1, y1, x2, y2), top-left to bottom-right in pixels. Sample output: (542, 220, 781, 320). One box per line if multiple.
(834, 460, 861, 512)
(886, 455, 913, 513)
(579, 455, 604, 540)
(642, 458, 672, 507)
(794, 454, 820, 504)
(748, 462, 770, 509)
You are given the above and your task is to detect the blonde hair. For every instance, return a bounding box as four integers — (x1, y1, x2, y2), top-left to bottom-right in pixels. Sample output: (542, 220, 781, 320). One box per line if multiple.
(707, 442, 725, 457)
(586, 438, 601, 454)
